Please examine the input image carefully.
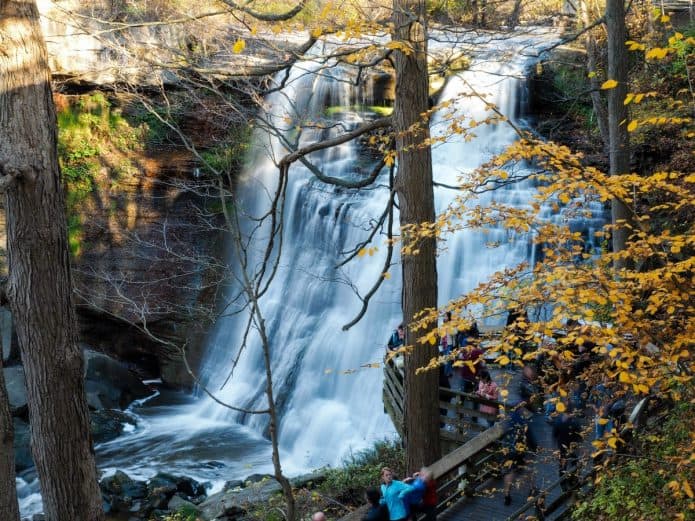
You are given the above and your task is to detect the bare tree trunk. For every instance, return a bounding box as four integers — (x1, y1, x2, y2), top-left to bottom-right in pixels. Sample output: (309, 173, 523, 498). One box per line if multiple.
(0, 356, 20, 521)
(0, 2, 104, 520)
(605, 0, 632, 266)
(257, 308, 296, 521)
(507, 0, 523, 29)
(579, 0, 610, 151)
(220, 181, 297, 521)
(392, 0, 441, 473)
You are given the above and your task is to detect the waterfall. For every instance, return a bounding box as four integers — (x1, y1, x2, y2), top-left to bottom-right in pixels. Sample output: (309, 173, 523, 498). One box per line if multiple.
(17, 30, 611, 519)
(197, 52, 401, 472)
(195, 29, 605, 472)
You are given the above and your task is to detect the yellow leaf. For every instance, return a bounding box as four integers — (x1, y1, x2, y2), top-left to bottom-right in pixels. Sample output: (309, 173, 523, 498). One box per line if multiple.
(357, 248, 367, 257)
(382, 272, 391, 280)
(619, 371, 632, 383)
(588, 71, 597, 78)
(232, 39, 246, 54)
(500, 389, 509, 398)
(624, 93, 634, 105)
(497, 355, 511, 366)
(646, 47, 669, 60)
(627, 120, 639, 132)
(683, 480, 694, 499)
(607, 437, 618, 449)
(660, 14, 670, 23)
(601, 79, 618, 90)
(556, 401, 566, 413)
(598, 418, 610, 425)
(634, 383, 650, 394)
(559, 193, 570, 204)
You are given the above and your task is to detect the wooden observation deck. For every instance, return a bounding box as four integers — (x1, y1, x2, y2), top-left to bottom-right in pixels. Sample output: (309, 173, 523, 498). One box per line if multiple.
(340, 358, 665, 521)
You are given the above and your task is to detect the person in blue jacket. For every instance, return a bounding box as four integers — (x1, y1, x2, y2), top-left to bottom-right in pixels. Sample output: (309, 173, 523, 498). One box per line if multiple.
(380, 467, 414, 521)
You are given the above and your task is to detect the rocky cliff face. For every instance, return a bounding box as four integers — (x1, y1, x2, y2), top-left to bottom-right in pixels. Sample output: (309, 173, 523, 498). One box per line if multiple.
(37, 0, 310, 88)
(69, 141, 224, 386)
(0, 86, 227, 387)
(1, 1, 397, 387)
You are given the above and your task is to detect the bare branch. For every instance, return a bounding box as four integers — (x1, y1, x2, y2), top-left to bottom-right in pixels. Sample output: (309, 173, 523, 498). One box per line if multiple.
(342, 165, 397, 331)
(217, 0, 308, 22)
(279, 117, 391, 167)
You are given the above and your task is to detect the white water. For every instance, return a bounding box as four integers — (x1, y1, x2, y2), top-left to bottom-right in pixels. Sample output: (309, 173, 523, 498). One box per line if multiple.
(195, 29, 604, 469)
(18, 29, 608, 519)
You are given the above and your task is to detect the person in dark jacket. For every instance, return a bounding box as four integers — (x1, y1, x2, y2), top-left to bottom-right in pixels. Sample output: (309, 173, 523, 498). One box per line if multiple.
(552, 410, 582, 490)
(362, 487, 389, 521)
(501, 402, 538, 506)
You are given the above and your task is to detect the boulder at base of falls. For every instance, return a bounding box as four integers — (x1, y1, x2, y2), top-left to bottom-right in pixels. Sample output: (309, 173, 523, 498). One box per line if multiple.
(100, 471, 208, 518)
(91, 409, 137, 444)
(84, 349, 152, 410)
(199, 470, 327, 520)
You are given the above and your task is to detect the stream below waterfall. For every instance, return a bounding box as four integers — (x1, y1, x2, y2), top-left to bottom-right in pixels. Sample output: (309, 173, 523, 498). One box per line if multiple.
(17, 27, 608, 519)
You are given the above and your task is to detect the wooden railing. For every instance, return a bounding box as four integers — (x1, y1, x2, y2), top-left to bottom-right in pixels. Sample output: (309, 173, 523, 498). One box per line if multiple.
(338, 421, 507, 521)
(655, 0, 694, 11)
(382, 357, 503, 446)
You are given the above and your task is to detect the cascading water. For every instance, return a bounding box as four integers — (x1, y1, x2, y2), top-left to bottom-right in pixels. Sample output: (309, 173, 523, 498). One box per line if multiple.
(195, 28, 605, 471)
(18, 29, 607, 518)
(196, 52, 401, 472)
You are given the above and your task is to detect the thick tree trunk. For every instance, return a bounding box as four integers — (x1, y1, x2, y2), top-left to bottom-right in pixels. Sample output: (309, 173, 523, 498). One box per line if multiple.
(392, 0, 441, 473)
(0, 2, 104, 520)
(0, 357, 20, 521)
(605, 0, 632, 265)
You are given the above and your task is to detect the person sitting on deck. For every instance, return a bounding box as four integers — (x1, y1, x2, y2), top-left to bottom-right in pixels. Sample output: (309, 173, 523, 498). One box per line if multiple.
(387, 324, 405, 352)
(476, 370, 500, 426)
(380, 467, 414, 521)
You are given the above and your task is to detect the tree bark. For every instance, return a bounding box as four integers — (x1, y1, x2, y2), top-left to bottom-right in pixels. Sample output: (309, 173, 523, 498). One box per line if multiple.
(605, 0, 632, 266)
(579, 0, 610, 152)
(0, 2, 104, 520)
(0, 356, 20, 521)
(392, 0, 441, 473)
